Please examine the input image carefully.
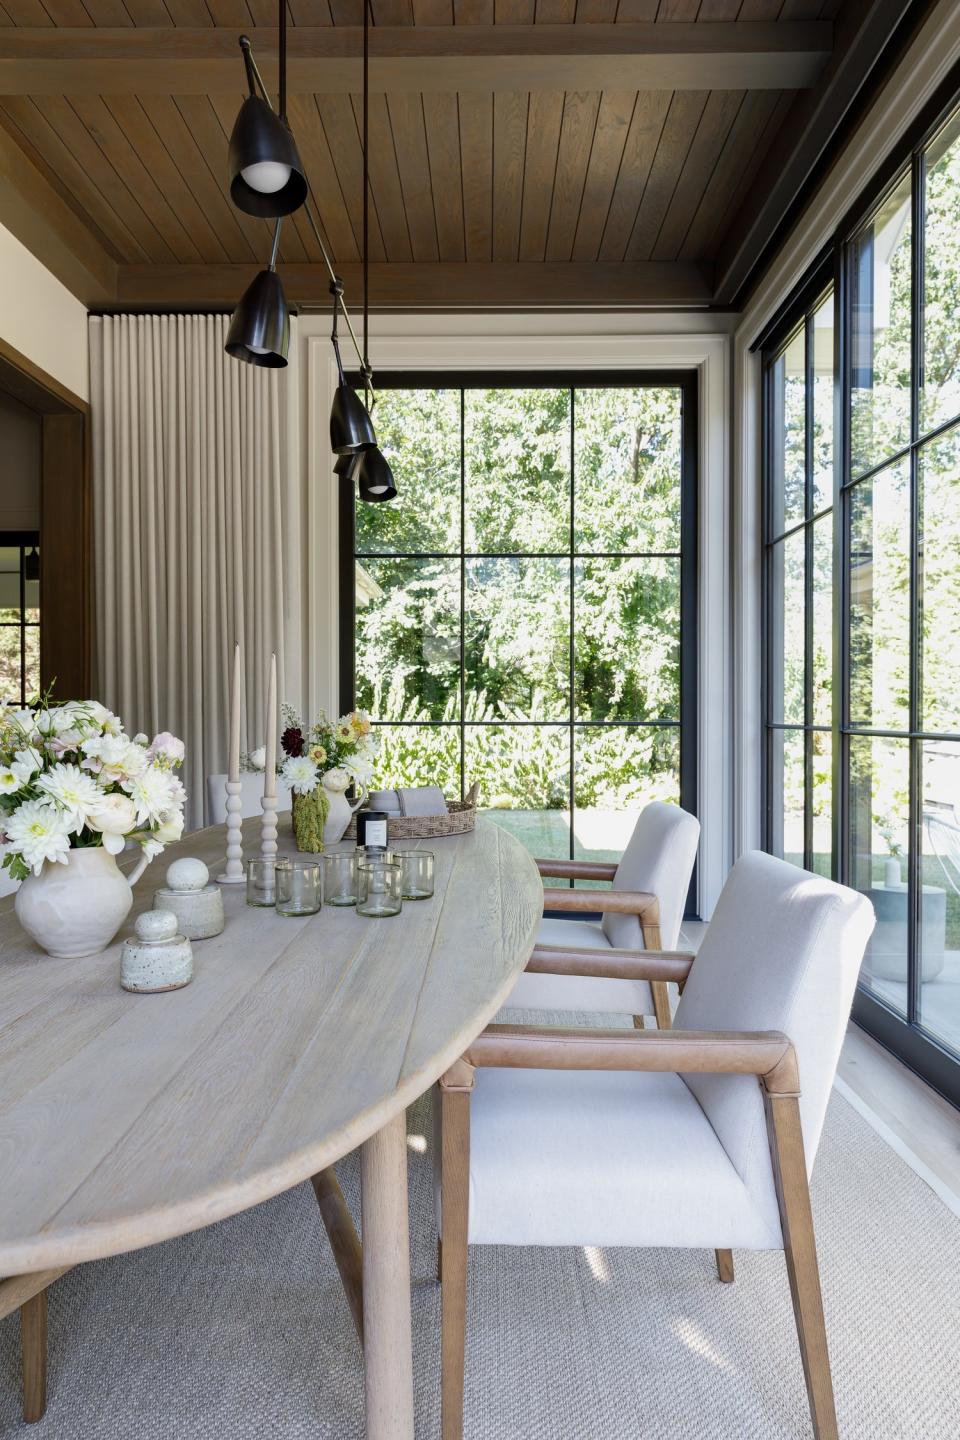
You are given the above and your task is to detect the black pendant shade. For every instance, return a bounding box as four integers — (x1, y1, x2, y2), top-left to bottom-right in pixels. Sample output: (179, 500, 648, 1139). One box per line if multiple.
(334, 451, 361, 480)
(330, 384, 376, 454)
(225, 267, 290, 367)
(228, 95, 307, 218)
(23, 546, 39, 583)
(356, 445, 397, 503)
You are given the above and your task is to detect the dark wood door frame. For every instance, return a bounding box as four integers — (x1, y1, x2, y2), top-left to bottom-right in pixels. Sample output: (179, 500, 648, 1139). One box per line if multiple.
(0, 336, 91, 701)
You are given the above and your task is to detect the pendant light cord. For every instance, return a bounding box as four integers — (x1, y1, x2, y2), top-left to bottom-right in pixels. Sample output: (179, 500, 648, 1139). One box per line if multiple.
(278, 0, 287, 121)
(362, 0, 372, 410)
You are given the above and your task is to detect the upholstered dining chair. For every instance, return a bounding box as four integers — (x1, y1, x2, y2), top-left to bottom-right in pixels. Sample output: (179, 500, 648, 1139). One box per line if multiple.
(436, 852, 875, 1440)
(506, 800, 700, 1029)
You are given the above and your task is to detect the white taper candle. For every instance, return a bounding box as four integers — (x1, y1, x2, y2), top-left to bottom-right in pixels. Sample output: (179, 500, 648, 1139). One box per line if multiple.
(265, 652, 277, 800)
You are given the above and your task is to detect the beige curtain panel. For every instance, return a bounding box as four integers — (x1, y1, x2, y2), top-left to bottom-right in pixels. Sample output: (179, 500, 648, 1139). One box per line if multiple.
(90, 314, 290, 833)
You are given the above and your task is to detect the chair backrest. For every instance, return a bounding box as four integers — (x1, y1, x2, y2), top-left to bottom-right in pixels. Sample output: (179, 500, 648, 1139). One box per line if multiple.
(675, 851, 875, 1188)
(206, 772, 292, 826)
(601, 801, 700, 951)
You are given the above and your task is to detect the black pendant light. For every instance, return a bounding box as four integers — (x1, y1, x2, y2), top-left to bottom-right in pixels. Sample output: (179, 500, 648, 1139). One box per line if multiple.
(356, 444, 397, 503)
(225, 219, 290, 367)
(329, 281, 375, 454)
(334, 452, 361, 481)
(228, 25, 306, 219)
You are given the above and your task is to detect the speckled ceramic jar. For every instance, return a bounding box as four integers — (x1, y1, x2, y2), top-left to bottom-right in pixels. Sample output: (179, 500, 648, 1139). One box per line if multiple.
(121, 910, 193, 993)
(152, 857, 224, 940)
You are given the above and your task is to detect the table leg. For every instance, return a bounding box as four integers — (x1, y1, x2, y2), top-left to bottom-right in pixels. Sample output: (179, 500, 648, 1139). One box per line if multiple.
(361, 1112, 415, 1440)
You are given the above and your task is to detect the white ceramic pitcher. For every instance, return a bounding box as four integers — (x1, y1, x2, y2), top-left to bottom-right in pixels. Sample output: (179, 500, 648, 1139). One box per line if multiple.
(15, 846, 153, 959)
(321, 772, 368, 847)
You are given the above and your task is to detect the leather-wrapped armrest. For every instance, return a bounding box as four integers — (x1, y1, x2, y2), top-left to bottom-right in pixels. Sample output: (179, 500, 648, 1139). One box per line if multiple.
(535, 858, 618, 882)
(450, 1025, 799, 1096)
(542, 887, 657, 916)
(526, 944, 694, 984)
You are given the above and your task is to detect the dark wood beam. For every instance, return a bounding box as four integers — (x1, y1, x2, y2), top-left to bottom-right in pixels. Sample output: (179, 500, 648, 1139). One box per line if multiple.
(713, 0, 930, 306)
(112, 260, 715, 311)
(0, 23, 832, 95)
(0, 121, 116, 306)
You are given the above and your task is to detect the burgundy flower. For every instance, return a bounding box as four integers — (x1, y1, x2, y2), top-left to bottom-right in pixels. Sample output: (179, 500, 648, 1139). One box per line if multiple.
(281, 726, 304, 758)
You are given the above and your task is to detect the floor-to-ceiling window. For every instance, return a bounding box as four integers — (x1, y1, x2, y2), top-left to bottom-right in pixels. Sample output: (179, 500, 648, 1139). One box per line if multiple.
(762, 89, 960, 1102)
(341, 372, 697, 885)
(0, 535, 40, 706)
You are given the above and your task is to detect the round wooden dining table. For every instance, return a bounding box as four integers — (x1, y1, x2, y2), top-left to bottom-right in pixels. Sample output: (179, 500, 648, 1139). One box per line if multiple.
(0, 817, 543, 1437)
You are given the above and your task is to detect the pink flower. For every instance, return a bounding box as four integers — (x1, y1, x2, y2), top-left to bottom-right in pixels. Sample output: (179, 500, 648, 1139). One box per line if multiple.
(148, 731, 185, 765)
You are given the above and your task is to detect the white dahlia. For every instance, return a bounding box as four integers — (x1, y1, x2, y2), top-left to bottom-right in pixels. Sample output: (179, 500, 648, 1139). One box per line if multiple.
(36, 763, 104, 833)
(122, 767, 178, 826)
(5, 800, 72, 875)
(281, 755, 320, 795)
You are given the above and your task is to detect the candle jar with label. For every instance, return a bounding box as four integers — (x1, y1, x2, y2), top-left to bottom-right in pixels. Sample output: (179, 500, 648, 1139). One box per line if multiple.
(356, 809, 389, 852)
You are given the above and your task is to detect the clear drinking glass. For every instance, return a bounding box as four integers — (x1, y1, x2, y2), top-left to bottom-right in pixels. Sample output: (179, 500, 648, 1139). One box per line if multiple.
(356, 858, 403, 918)
(275, 859, 322, 917)
(323, 850, 358, 906)
(246, 858, 277, 907)
(393, 849, 435, 900)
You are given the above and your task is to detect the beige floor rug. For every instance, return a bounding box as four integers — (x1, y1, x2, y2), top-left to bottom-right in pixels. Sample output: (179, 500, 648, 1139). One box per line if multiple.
(2, 1085, 959, 1438)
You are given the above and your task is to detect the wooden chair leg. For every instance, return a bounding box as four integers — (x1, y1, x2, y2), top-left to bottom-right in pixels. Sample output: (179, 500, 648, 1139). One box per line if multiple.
(765, 1093, 838, 1440)
(632, 1014, 645, 1030)
(21, 1290, 47, 1424)
(715, 1249, 735, 1283)
(440, 1070, 473, 1440)
(651, 981, 672, 1030)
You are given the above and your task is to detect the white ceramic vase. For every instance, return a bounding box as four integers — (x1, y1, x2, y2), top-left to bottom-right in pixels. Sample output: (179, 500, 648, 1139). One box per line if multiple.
(321, 775, 368, 847)
(15, 847, 152, 959)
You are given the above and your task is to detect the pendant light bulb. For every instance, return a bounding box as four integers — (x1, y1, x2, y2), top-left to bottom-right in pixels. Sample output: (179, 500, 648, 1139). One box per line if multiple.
(241, 159, 293, 195)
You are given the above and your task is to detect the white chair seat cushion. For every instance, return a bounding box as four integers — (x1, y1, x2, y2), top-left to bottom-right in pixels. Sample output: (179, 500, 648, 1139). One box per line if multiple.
(505, 917, 654, 1015)
(459, 1067, 782, 1251)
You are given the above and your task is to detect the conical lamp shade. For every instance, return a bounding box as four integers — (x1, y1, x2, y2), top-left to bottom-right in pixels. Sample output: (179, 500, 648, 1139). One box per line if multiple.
(330, 385, 376, 454)
(356, 445, 397, 503)
(229, 95, 308, 218)
(225, 268, 290, 367)
(334, 451, 361, 480)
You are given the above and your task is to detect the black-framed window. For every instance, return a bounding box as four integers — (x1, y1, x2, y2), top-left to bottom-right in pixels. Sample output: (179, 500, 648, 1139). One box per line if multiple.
(764, 286, 835, 878)
(0, 534, 40, 706)
(339, 371, 698, 895)
(761, 78, 960, 1105)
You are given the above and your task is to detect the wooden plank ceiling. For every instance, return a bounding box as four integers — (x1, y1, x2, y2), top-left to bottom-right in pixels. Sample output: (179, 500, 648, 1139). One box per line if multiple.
(0, 1, 886, 311)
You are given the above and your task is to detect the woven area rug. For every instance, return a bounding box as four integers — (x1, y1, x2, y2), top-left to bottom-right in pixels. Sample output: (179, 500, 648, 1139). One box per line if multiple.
(2, 1080, 960, 1438)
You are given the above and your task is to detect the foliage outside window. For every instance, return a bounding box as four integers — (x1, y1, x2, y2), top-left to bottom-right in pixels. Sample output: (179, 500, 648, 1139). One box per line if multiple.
(0, 538, 40, 706)
(344, 377, 696, 873)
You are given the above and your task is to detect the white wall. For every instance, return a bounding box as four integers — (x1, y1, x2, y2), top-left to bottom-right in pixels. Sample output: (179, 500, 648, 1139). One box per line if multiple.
(0, 219, 88, 402)
(731, 0, 960, 861)
(294, 309, 736, 915)
(0, 391, 40, 530)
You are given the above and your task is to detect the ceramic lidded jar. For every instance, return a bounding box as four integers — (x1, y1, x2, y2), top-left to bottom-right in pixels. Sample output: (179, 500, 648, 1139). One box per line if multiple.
(152, 857, 224, 940)
(121, 909, 193, 993)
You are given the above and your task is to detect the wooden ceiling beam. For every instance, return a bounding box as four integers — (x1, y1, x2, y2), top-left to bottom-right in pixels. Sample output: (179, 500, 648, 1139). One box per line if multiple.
(0, 119, 117, 306)
(712, 0, 929, 306)
(111, 260, 715, 310)
(0, 22, 832, 94)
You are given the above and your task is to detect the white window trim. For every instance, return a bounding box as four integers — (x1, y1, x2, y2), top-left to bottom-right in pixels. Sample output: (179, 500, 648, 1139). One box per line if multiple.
(303, 322, 732, 917)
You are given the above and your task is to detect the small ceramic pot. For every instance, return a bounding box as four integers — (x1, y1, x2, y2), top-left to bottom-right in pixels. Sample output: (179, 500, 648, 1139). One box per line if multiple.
(121, 910, 193, 993)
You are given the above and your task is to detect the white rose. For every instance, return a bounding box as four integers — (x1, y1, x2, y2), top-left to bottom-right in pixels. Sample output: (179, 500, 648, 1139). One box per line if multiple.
(248, 746, 266, 771)
(148, 731, 185, 765)
(322, 767, 350, 792)
(89, 793, 138, 854)
(152, 812, 185, 846)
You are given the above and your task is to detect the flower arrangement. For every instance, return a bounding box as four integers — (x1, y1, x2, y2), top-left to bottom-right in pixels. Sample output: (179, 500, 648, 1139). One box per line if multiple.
(279, 705, 377, 796)
(0, 698, 186, 881)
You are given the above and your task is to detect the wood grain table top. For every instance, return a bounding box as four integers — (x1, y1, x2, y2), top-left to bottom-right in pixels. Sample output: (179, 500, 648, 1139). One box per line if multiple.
(0, 818, 541, 1276)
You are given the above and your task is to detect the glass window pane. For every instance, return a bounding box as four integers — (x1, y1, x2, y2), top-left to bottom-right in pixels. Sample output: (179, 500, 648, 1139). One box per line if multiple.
(464, 558, 569, 722)
(850, 734, 910, 1012)
(574, 386, 682, 553)
(573, 726, 680, 872)
(812, 513, 833, 727)
(919, 422, 960, 732)
(920, 741, 960, 1054)
(768, 530, 806, 724)
(921, 109, 960, 436)
(354, 388, 461, 555)
(0, 547, 20, 613)
(848, 459, 911, 731)
(811, 294, 834, 513)
(850, 170, 913, 478)
(464, 389, 570, 553)
(770, 330, 806, 537)
(768, 728, 805, 865)
(367, 725, 461, 796)
(465, 723, 569, 859)
(23, 626, 39, 702)
(811, 730, 832, 879)
(355, 558, 460, 722)
(0, 625, 22, 704)
(574, 557, 680, 723)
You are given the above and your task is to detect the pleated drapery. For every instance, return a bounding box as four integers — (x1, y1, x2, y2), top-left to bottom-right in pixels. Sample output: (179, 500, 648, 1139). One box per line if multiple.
(90, 314, 291, 832)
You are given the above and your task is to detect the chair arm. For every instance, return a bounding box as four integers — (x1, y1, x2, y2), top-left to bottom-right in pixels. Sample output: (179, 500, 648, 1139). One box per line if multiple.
(542, 887, 657, 916)
(535, 858, 618, 882)
(456, 1025, 799, 1096)
(527, 944, 694, 985)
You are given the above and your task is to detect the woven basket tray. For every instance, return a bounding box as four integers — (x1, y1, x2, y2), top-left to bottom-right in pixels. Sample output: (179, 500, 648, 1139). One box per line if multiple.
(345, 782, 479, 841)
